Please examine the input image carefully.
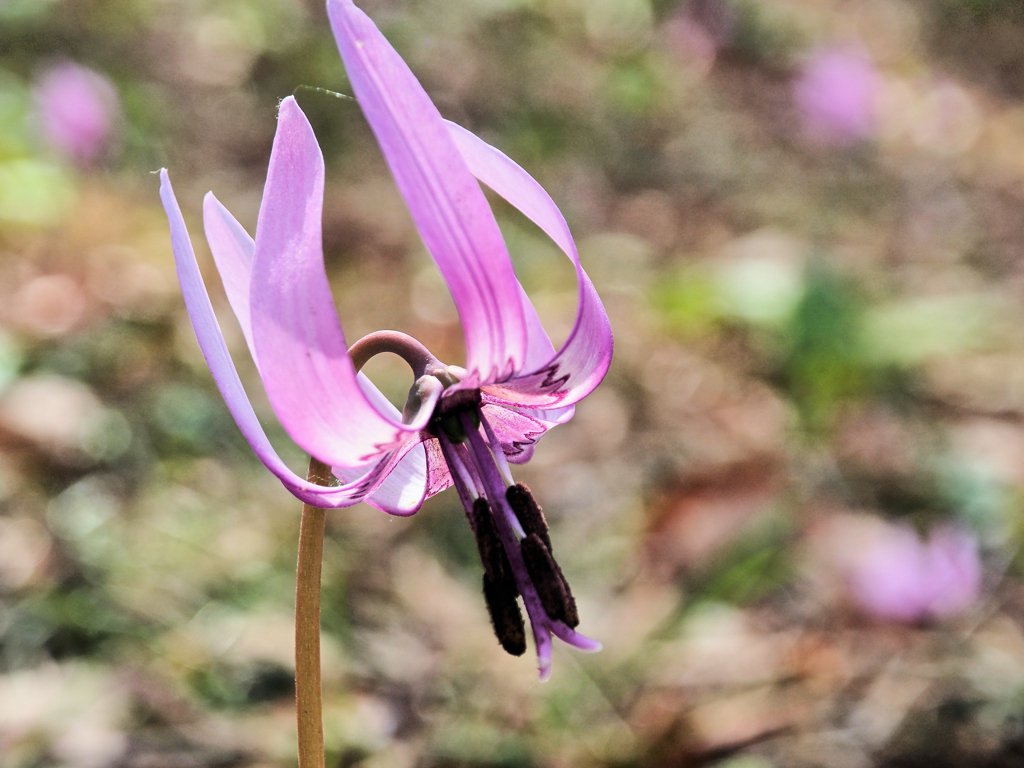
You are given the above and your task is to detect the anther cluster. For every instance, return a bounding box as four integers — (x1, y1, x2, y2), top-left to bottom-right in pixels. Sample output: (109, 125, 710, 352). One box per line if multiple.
(429, 388, 580, 657)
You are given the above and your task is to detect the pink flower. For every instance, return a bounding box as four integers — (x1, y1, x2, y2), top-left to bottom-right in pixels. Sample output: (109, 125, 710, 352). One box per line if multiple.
(33, 62, 120, 164)
(793, 47, 879, 146)
(159, 0, 613, 678)
(848, 522, 981, 623)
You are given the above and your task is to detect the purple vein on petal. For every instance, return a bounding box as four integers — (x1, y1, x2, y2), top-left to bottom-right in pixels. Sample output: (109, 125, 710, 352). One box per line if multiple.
(203, 192, 258, 369)
(249, 96, 418, 469)
(160, 168, 393, 508)
(445, 120, 614, 408)
(326, 0, 527, 383)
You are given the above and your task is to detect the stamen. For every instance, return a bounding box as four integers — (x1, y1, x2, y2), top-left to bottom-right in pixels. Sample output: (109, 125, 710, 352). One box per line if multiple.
(482, 573, 526, 656)
(506, 484, 552, 553)
(470, 498, 518, 597)
(554, 565, 580, 629)
(520, 534, 579, 628)
(447, 441, 482, 502)
(459, 412, 563, 671)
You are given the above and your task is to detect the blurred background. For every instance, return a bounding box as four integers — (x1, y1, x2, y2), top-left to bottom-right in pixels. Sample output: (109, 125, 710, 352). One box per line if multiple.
(3, 0, 1024, 766)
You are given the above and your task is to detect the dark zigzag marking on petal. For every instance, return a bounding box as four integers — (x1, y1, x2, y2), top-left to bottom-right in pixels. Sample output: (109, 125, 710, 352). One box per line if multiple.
(481, 403, 548, 461)
(350, 435, 427, 497)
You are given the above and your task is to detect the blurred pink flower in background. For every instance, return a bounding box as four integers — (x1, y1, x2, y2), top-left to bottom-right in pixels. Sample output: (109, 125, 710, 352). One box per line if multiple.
(664, 0, 737, 76)
(33, 62, 120, 165)
(793, 47, 880, 146)
(848, 522, 981, 623)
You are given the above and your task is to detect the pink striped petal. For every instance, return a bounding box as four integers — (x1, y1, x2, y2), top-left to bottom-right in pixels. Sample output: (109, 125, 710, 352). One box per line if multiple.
(249, 96, 422, 469)
(160, 168, 391, 508)
(366, 441, 429, 515)
(326, 0, 527, 384)
(424, 438, 454, 498)
(480, 400, 553, 464)
(445, 121, 613, 408)
(329, 371, 436, 515)
(332, 438, 429, 516)
(203, 193, 258, 367)
(516, 282, 557, 375)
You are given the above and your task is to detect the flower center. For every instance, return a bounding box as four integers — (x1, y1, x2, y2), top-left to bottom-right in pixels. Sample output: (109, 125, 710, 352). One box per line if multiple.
(350, 330, 585, 667)
(430, 387, 481, 444)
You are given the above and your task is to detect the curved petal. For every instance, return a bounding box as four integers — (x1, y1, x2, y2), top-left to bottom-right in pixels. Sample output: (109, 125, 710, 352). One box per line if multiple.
(479, 401, 553, 464)
(366, 441, 428, 515)
(445, 120, 614, 409)
(331, 371, 441, 515)
(424, 437, 454, 498)
(517, 282, 557, 375)
(326, 0, 526, 384)
(333, 439, 428, 516)
(249, 96, 420, 468)
(160, 168, 390, 508)
(203, 192, 258, 368)
(202, 191, 444, 453)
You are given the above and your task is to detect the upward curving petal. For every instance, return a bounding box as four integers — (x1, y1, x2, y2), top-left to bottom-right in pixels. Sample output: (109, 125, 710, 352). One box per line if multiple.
(516, 282, 557, 375)
(326, 0, 527, 384)
(249, 96, 421, 469)
(446, 121, 614, 409)
(160, 168, 398, 508)
(203, 193, 258, 368)
(479, 398, 574, 465)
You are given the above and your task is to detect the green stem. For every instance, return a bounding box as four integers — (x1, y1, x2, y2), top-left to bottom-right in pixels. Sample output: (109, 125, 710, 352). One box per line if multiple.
(295, 457, 331, 768)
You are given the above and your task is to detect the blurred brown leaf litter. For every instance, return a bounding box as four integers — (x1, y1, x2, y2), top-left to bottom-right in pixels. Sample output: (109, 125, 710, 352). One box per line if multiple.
(5, 0, 1024, 766)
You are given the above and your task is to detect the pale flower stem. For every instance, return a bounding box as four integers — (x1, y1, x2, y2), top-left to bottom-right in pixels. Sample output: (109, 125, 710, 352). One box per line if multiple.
(295, 456, 332, 768)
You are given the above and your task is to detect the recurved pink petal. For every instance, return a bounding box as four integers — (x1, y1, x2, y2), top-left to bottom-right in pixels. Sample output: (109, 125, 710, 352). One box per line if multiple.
(480, 400, 553, 464)
(326, 0, 527, 384)
(160, 168, 389, 508)
(332, 438, 429, 516)
(203, 193, 257, 367)
(329, 371, 440, 514)
(423, 437, 454, 498)
(249, 96, 421, 469)
(367, 442, 429, 514)
(445, 121, 613, 409)
(516, 282, 557, 375)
